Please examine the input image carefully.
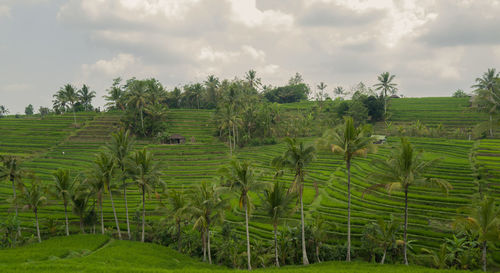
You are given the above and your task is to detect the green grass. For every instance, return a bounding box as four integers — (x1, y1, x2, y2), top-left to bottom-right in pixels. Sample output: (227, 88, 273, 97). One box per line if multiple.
(0, 235, 470, 273)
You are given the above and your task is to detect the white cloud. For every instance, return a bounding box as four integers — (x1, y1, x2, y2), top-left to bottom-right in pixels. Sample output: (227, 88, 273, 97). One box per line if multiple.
(0, 83, 32, 93)
(408, 47, 464, 80)
(0, 5, 11, 17)
(228, 0, 294, 30)
(82, 53, 140, 77)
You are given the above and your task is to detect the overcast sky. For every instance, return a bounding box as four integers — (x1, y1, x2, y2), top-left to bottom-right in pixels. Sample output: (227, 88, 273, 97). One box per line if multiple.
(1, 0, 500, 113)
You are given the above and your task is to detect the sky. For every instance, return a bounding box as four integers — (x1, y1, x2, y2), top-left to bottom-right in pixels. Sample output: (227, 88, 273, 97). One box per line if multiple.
(1, 0, 500, 114)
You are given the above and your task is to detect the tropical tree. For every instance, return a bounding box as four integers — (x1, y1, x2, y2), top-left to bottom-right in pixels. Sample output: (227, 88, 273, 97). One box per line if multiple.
(317, 116, 374, 261)
(55, 84, 79, 126)
(365, 138, 452, 265)
(164, 188, 188, 251)
(310, 214, 328, 263)
(87, 167, 106, 234)
(25, 104, 34, 115)
(366, 216, 401, 264)
(0, 105, 8, 117)
(453, 196, 500, 272)
(20, 179, 46, 242)
(106, 128, 134, 239)
(104, 78, 126, 110)
(472, 69, 500, 137)
(204, 75, 220, 108)
(260, 181, 295, 267)
(220, 159, 266, 270)
(373, 72, 398, 116)
(333, 86, 345, 98)
(127, 148, 163, 242)
(127, 80, 148, 135)
(52, 169, 75, 236)
(0, 155, 25, 235)
(77, 84, 96, 111)
(245, 69, 262, 91)
(421, 243, 449, 269)
(93, 151, 122, 239)
(71, 180, 90, 234)
(189, 181, 228, 264)
(272, 138, 316, 265)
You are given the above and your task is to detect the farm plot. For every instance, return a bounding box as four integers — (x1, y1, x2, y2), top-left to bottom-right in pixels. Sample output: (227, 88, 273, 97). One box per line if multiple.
(474, 139, 500, 197)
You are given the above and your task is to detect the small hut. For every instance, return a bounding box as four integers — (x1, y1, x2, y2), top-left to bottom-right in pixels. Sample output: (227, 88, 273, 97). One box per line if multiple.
(168, 134, 186, 144)
(390, 94, 400, 99)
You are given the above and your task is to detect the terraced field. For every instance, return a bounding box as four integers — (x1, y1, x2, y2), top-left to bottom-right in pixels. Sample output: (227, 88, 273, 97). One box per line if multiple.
(474, 139, 500, 198)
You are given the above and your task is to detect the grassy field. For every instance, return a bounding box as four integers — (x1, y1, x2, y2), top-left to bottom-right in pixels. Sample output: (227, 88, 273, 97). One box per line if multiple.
(0, 235, 472, 273)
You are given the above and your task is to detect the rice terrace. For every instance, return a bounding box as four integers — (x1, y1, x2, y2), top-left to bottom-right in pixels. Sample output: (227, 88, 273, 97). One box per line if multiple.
(1, 1, 500, 273)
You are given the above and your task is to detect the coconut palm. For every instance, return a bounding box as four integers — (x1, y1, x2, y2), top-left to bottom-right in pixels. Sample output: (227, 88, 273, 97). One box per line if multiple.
(472, 69, 500, 137)
(220, 159, 266, 270)
(77, 84, 96, 111)
(56, 84, 79, 126)
(317, 116, 374, 261)
(245, 69, 262, 90)
(365, 138, 452, 265)
(189, 182, 228, 264)
(93, 151, 121, 239)
(52, 169, 75, 236)
(373, 72, 398, 116)
(71, 180, 90, 234)
(87, 168, 106, 234)
(260, 181, 295, 267)
(310, 215, 328, 263)
(104, 78, 126, 110)
(453, 196, 499, 272)
(127, 148, 163, 242)
(0, 156, 25, 225)
(163, 189, 188, 251)
(272, 138, 316, 265)
(20, 179, 46, 242)
(106, 128, 135, 239)
(127, 81, 148, 135)
(366, 216, 401, 264)
(472, 68, 499, 92)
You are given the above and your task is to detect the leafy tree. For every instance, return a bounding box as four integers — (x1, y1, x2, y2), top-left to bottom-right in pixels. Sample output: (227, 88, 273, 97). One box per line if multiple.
(24, 104, 34, 115)
(245, 69, 262, 91)
(264, 84, 309, 103)
(20, 179, 46, 242)
(54, 84, 79, 126)
(0, 156, 25, 232)
(366, 138, 451, 265)
(260, 181, 295, 267)
(38, 106, 50, 118)
(220, 159, 266, 270)
(452, 89, 469, 98)
(288, 72, 304, 86)
(453, 196, 499, 272)
(472, 69, 500, 137)
(86, 167, 106, 234)
(333, 86, 345, 98)
(52, 169, 75, 236)
(127, 148, 163, 242)
(317, 116, 374, 261)
(373, 72, 398, 117)
(0, 105, 9, 117)
(204, 75, 220, 108)
(104, 78, 126, 110)
(126, 80, 148, 135)
(310, 214, 328, 263)
(163, 189, 188, 251)
(272, 138, 316, 265)
(106, 128, 135, 239)
(77, 84, 96, 111)
(71, 180, 90, 234)
(366, 216, 401, 264)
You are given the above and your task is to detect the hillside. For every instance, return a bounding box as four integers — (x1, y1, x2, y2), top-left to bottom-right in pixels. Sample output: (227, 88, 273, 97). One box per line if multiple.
(0, 235, 468, 273)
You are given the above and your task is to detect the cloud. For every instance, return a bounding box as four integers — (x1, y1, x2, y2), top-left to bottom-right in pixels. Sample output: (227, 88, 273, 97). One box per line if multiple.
(0, 83, 32, 93)
(0, 5, 11, 17)
(81, 53, 153, 78)
(228, 0, 294, 30)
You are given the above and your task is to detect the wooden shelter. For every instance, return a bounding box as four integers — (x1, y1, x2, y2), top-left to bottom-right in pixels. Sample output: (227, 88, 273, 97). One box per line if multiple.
(168, 134, 186, 144)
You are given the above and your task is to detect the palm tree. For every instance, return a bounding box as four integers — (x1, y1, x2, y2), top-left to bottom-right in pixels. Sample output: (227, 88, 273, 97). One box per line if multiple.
(87, 168, 106, 234)
(104, 78, 126, 110)
(365, 138, 452, 265)
(245, 69, 262, 90)
(77, 84, 96, 111)
(58, 84, 79, 126)
(260, 181, 295, 267)
(204, 75, 220, 107)
(127, 148, 163, 242)
(189, 182, 228, 264)
(164, 189, 188, 251)
(220, 159, 266, 270)
(272, 138, 316, 265)
(106, 128, 134, 239)
(20, 179, 46, 242)
(71, 180, 90, 234)
(52, 169, 75, 236)
(317, 116, 374, 261)
(0, 156, 25, 225)
(472, 68, 499, 92)
(366, 216, 401, 264)
(373, 72, 398, 116)
(127, 81, 148, 135)
(472, 69, 500, 137)
(93, 151, 121, 239)
(310, 215, 328, 263)
(453, 196, 499, 272)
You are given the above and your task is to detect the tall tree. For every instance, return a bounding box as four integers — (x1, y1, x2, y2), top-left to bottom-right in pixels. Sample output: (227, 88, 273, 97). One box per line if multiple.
(93, 151, 122, 239)
(164, 189, 188, 251)
(87, 167, 106, 234)
(245, 69, 262, 91)
(365, 138, 451, 265)
(20, 179, 46, 243)
(71, 180, 90, 234)
(272, 138, 316, 265)
(25, 104, 34, 115)
(127, 148, 163, 242)
(106, 128, 134, 239)
(104, 78, 126, 110)
(366, 216, 401, 264)
(373, 72, 398, 116)
(52, 169, 75, 236)
(204, 75, 220, 108)
(127, 80, 148, 135)
(0, 105, 8, 117)
(317, 116, 374, 261)
(77, 84, 96, 111)
(453, 196, 499, 272)
(261, 181, 295, 267)
(0, 156, 25, 235)
(220, 159, 266, 270)
(472, 68, 500, 137)
(56, 84, 79, 126)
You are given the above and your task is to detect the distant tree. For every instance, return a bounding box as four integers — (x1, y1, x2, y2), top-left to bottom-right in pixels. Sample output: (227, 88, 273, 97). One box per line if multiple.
(373, 72, 398, 117)
(220, 159, 266, 270)
(126, 80, 148, 135)
(0, 105, 9, 117)
(71, 180, 90, 234)
(0, 156, 25, 232)
(452, 89, 469, 98)
(317, 116, 375, 262)
(365, 138, 451, 265)
(127, 148, 163, 242)
(245, 69, 262, 91)
(334, 86, 345, 98)
(471, 69, 500, 137)
(77, 84, 96, 111)
(87, 166, 106, 234)
(260, 181, 295, 267)
(54, 84, 79, 126)
(20, 179, 46, 242)
(104, 78, 126, 110)
(272, 138, 316, 265)
(288, 72, 304, 86)
(38, 106, 50, 118)
(52, 169, 75, 236)
(24, 104, 34, 115)
(204, 75, 220, 108)
(264, 84, 309, 103)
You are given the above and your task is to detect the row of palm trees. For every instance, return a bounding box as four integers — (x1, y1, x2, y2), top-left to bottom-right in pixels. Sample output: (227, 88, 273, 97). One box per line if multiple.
(52, 84, 96, 126)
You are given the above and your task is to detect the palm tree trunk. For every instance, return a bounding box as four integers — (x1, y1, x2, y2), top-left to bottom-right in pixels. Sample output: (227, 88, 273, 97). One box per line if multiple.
(140, 108, 145, 136)
(232, 124, 236, 151)
(482, 241, 487, 272)
(35, 208, 41, 243)
(207, 227, 212, 264)
(73, 108, 77, 127)
(228, 127, 232, 155)
(403, 187, 409, 265)
(300, 184, 309, 265)
(109, 188, 122, 240)
(274, 223, 280, 267)
(141, 187, 145, 243)
(177, 220, 182, 252)
(202, 231, 207, 262)
(346, 160, 351, 262)
(245, 201, 252, 270)
(124, 183, 131, 239)
(80, 215, 85, 234)
(12, 179, 20, 237)
(381, 248, 387, 264)
(64, 203, 69, 236)
(100, 197, 104, 234)
(489, 114, 493, 137)
(316, 244, 321, 263)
